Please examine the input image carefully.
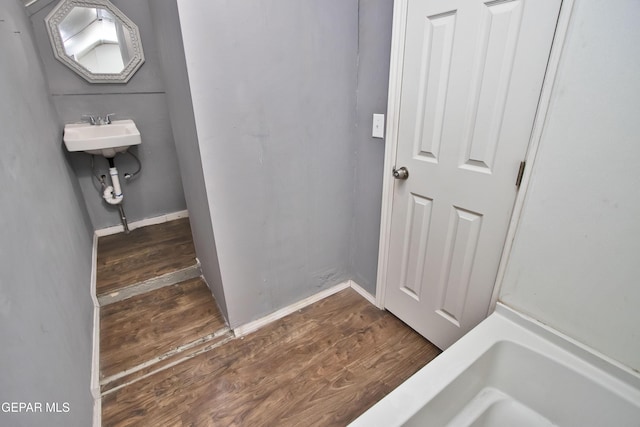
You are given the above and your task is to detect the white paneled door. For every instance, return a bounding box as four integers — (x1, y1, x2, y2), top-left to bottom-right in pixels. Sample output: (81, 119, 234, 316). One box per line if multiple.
(384, 0, 561, 348)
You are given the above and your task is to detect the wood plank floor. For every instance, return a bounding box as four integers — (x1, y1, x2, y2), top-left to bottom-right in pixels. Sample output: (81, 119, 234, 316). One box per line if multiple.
(100, 277, 227, 380)
(97, 218, 231, 397)
(96, 218, 197, 296)
(102, 288, 441, 426)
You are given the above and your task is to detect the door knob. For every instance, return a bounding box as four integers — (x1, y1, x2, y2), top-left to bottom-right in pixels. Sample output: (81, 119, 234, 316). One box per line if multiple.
(393, 166, 409, 180)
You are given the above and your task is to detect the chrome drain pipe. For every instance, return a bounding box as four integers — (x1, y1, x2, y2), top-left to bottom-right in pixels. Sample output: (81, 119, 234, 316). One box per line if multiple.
(117, 204, 130, 234)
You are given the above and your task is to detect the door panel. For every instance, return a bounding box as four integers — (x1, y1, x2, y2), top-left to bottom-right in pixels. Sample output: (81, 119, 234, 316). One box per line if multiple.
(412, 12, 455, 163)
(460, 1, 523, 173)
(398, 193, 433, 300)
(385, 0, 561, 348)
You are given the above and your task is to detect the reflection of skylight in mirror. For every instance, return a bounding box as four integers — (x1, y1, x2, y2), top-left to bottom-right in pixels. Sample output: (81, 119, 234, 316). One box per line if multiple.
(44, 0, 145, 81)
(59, 7, 119, 60)
(59, 7, 96, 41)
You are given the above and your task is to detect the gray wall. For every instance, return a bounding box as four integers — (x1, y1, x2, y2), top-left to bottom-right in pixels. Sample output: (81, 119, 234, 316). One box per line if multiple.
(28, 0, 186, 230)
(148, 0, 228, 321)
(178, 0, 358, 328)
(0, 1, 94, 425)
(500, 0, 640, 371)
(351, 0, 394, 294)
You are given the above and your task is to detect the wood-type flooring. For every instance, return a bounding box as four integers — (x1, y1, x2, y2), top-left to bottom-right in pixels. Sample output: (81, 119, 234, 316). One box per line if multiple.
(96, 217, 196, 296)
(98, 219, 441, 426)
(100, 277, 227, 380)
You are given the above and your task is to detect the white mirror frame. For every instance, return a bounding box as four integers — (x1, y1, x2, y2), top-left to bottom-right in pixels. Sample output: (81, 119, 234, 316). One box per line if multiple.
(45, 0, 145, 84)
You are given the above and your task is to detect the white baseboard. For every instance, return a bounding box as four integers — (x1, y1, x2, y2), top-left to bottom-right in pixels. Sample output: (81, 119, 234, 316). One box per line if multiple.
(90, 234, 100, 397)
(90, 305, 100, 397)
(90, 233, 99, 307)
(94, 210, 189, 237)
(233, 280, 378, 338)
(90, 234, 101, 426)
(233, 281, 351, 337)
(349, 280, 376, 306)
(93, 396, 101, 427)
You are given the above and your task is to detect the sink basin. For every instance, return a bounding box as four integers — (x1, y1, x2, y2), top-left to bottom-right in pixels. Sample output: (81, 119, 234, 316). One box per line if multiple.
(63, 119, 141, 157)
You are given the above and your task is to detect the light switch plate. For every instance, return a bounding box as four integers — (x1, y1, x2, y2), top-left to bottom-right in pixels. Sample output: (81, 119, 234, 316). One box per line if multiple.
(372, 114, 385, 139)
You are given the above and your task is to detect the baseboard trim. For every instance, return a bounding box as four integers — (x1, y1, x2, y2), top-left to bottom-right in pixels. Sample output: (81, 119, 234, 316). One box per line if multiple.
(90, 305, 100, 396)
(349, 280, 376, 306)
(90, 234, 100, 397)
(90, 234, 99, 307)
(233, 280, 378, 338)
(93, 396, 101, 427)
(233, 281, 351, 337)
(90, 234, 101, 426)
(94, 210, 189, 237)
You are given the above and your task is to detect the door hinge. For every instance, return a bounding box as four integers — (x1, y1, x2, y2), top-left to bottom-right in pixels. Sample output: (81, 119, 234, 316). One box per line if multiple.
(515, 161, 526, 189)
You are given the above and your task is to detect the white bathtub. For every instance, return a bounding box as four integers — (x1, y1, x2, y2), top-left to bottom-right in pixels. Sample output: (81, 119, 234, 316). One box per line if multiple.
(350, 303, 640, 427)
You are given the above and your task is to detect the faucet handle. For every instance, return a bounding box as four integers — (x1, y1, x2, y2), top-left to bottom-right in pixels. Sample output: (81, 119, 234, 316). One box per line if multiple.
(81, 114, 97, 125)
(104, 113, 115, 124)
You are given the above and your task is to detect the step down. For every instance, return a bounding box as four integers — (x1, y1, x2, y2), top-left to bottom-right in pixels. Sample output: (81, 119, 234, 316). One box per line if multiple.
(98, 263, 201, 306)
(100, 277, 228, 380)
(96, 217, 197, 296)
(101, 328, 234, 395)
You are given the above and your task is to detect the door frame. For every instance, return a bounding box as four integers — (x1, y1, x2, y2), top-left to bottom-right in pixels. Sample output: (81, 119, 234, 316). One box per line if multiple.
(375, 0, 576, 313)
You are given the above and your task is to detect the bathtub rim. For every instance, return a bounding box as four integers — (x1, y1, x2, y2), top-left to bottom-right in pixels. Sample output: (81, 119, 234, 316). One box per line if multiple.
(349, 302, 640, 426)
(496, 302, 640, 388)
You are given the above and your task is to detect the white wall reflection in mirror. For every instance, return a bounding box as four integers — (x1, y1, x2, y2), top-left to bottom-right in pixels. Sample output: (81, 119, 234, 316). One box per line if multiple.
(45, 0, 144, 83)
(58, 7, 128, 73)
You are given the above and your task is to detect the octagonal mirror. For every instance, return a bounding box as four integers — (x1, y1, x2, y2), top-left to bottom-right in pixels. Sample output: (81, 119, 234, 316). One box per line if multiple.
(45, 0, 144, 83)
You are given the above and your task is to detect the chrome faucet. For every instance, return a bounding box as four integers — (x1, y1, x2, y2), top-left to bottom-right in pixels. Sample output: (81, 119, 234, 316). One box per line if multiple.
(81, 114, 96, 125)
(81, 113, 114, 125)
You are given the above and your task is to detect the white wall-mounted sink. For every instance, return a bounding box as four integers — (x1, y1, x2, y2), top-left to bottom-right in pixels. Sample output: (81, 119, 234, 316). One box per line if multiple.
(63, 119, 141, 158)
